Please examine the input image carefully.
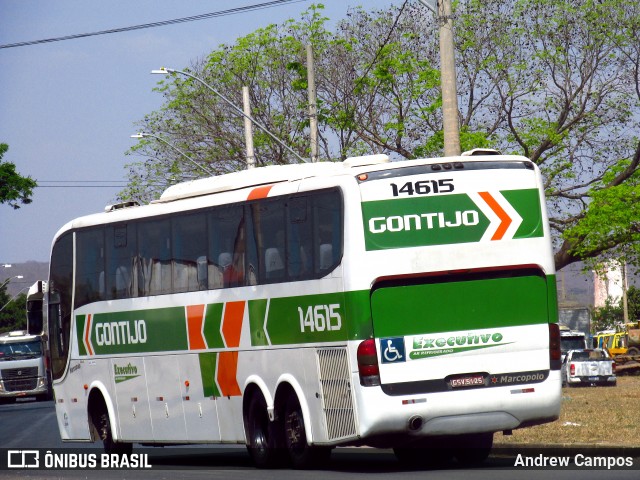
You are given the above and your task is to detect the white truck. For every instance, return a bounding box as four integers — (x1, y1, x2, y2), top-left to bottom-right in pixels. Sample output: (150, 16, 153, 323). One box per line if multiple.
(0, 330, 51, 403)
(562, 349, 616, 388)
(559, 326, 587, 363)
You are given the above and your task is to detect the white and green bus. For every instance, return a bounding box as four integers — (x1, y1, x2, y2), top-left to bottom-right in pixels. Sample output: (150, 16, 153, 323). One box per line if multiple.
(45, 150, 561, 468)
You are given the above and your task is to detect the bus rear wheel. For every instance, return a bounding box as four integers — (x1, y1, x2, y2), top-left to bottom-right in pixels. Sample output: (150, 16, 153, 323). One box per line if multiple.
(244, 393, 285, 468)
(283, 394, 331, 469)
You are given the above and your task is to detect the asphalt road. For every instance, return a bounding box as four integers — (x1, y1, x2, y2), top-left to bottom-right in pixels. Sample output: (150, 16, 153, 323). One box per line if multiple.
(0, 398, 638, 480)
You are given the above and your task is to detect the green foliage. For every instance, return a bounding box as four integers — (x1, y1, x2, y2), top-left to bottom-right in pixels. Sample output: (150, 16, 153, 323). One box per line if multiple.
(0, 283, 27, 333)
(0, 143, 37, 210)
(123, 0, 640, 273)
(592, 298, 623, 333)
(591, 286, 640, 333)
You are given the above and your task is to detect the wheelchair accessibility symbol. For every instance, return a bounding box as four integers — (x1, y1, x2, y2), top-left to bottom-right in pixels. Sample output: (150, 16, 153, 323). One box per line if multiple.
(381, 337, 406, 364)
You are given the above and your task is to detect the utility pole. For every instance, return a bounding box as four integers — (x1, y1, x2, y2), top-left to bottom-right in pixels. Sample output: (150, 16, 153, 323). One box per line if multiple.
(418, 0, 461, 157)
(242, 86, 256, 169)
(307, 44, 319, 163)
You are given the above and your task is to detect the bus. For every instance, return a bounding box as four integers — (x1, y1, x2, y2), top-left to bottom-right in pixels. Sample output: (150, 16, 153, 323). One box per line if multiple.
(45, 150, 561, 468)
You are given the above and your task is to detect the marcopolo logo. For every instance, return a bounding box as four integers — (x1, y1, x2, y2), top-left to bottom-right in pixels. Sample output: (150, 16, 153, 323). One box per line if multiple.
(410, 331, 509, 359)
(114, 362, 140, 383)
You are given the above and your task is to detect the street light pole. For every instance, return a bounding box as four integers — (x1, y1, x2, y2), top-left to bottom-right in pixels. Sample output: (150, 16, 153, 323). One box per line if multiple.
(0, 286, 29, 312)
(130, 132, 214, 177)
(152, 67, 307, 164)
(418, 0, 461, 157)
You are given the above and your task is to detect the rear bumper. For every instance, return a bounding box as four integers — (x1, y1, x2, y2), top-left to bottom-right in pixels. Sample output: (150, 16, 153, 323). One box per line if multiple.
(353, 370, 561, 445)
(567, 375, 616, 385)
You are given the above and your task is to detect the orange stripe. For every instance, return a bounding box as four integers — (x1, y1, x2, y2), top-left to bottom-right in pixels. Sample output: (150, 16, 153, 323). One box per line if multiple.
(479, 191, 512, 240)
(186, 305, 206, 350)
(222, 301, 244, 348)
(247, 185, 273, 200)
(85, 314, 93, 356)
(217, 351, 242, 397)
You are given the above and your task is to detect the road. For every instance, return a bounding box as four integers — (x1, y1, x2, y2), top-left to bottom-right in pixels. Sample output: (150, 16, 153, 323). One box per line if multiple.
(0, 398, 638, 480)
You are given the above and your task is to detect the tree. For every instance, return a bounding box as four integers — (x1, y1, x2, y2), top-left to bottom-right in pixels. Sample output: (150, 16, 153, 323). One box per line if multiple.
(455, 0, 640, 270)
(123, 1, 640, 272)
(0, 143, 37, 209)
(591, 285, 640, 333)
(0, 283, 27, 333)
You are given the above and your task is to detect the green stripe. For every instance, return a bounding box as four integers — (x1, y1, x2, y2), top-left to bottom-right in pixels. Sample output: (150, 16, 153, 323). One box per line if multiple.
(264, 292, 349, 345)
(248, 299, 269, 346)
(76, 314, 87, 356)
(502, 189, 543, 239)
(203, 303, 224, 348)
(90, 307, 187, 355)
(371, 275, 552, 338)
(198, 352, 220, 397)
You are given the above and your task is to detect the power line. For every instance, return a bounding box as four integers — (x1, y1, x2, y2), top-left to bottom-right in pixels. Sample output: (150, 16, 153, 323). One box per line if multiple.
(0, 0, 307, 50)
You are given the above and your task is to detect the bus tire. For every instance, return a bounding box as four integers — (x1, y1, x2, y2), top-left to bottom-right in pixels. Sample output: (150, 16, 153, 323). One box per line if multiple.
(283, 393, 331, 469)
(244, 393, 285, 468)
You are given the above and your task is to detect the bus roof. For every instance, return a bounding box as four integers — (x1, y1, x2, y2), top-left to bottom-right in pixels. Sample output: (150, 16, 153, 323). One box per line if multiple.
(52, 151, 534, 241)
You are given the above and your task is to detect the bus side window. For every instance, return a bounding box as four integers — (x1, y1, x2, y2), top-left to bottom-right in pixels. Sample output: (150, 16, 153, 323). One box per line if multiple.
(106, 224, 137, 300)
(75, 227, 105, 308)
(172, 212, 207, 293)
(209, 205, 245, 289)
(314, 190, 343, 275)
(288, 197, 311, 279)
(250, 198, 285, 284)
(138, 219, 171, 296)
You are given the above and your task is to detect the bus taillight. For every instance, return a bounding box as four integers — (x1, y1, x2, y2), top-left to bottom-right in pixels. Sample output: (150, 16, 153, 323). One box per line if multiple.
(549, 323, 561, 371)
(357, 339, 380, 386)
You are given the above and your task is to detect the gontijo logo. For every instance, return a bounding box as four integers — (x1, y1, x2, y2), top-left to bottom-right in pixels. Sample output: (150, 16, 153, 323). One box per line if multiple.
(362, 189, 542, 251)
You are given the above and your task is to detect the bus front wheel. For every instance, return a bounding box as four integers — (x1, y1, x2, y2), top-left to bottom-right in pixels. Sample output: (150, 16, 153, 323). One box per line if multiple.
(283, 394, 331, 469)
(90, 397, 132, 455)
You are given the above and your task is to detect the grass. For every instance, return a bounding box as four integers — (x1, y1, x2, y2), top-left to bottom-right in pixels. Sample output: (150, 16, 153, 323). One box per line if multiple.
(493, 375, 640, 446)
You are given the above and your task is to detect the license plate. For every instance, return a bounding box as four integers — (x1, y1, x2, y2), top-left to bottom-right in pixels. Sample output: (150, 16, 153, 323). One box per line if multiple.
(588, 376, 598, 381)
(450, 374, 485, 388)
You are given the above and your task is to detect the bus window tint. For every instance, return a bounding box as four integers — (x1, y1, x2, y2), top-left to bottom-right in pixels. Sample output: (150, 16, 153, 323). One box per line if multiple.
(49, 232, 73, 380)
(253, 199, 286, 283)
(173, 213, 207, 292)
(75, 228, 105, 308)
(287, 197, 312, 279)
(314, 190, 343, 275)
(138, 219, 171, 296)
(209, 205, 245, 289)
(106, 224, 137, 300)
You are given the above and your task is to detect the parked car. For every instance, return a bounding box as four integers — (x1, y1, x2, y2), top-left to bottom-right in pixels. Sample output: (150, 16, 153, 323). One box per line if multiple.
(562, 348, 616, 387)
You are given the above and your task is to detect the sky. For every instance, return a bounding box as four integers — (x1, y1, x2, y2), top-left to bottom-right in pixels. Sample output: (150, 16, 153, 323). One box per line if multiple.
(0, 0, 400, 263)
